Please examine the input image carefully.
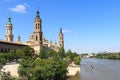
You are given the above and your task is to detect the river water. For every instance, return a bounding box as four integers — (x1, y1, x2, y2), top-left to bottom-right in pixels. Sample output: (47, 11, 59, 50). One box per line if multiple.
(80, 58, 120, 80)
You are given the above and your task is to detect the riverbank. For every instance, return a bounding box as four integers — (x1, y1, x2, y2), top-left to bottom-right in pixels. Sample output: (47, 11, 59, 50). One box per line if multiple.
(1, 63, 80, 79)
(67, 72, 80, 80)
(66, 65, 80, 80)
(67, 66, 80, 76)
(94, 52, 120, 59)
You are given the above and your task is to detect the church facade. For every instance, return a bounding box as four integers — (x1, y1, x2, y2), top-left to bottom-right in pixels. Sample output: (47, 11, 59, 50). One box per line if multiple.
(0, 10, 64, 54)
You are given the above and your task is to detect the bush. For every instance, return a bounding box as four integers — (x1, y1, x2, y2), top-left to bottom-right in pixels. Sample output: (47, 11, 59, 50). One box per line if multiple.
(18, 58, 68, 80)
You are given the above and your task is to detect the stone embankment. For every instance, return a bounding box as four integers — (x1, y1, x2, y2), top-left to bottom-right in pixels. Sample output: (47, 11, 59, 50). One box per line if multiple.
(67, 62, 80, 76)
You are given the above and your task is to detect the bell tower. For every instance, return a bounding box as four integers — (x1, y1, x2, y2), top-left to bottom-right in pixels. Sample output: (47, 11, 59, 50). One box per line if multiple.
(34, 10, 42, 44)
(5, 16, 14, 42)
(17, 35, 21, 43)
(33, 9, 43, 53)
(59, 28, 64, 48)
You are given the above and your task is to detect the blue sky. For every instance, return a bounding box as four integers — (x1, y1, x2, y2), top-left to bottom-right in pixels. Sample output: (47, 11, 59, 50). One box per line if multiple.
(0, 0, 120, 54)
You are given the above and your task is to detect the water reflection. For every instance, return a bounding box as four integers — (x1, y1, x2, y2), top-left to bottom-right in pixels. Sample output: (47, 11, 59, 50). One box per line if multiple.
(80, 58, 120, 80)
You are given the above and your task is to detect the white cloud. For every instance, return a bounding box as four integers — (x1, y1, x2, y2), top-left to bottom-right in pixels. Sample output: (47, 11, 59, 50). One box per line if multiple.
(10, 4, 27, 13)
(62, 29, 72, 33)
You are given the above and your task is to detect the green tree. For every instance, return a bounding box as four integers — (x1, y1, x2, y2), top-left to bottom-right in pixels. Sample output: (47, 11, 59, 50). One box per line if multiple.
(73, 56, 80, 65)
(23, 46, 35, 59)
(0, 58, 6, 65)
(16, 49, 24, 59)
(58, 47, 65, 59)
(7, 50, 15, 62)
(18, 58, 68, 80)
(65, 49, 73, 60)
(18, 58, 34, 80)
(48, 49, 57, 58)
(39, 47, 48, 59)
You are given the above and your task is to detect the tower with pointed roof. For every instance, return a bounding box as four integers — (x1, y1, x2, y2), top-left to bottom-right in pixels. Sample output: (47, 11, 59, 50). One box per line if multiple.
(59, 28, 64, 48)
(17, 35, 21, 43)
(5, 16, 14, 42)
(33, 9, 43, 53)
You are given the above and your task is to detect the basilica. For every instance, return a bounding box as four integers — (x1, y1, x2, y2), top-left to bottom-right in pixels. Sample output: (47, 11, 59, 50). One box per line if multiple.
(0, 10, 64, 54)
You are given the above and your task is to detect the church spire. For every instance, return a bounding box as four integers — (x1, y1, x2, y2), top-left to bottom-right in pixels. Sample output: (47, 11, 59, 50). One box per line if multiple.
(60, 28, 63, 34)
(17, 35, 21, 43)
(59, 27, 64, 48)
(36, 8, 40, 18)
(7, 16, 12, 25)
(7, 9, 12, 25)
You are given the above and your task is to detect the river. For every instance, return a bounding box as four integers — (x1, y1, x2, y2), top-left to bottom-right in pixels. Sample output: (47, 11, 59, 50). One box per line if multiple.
(80, 58, 120, 80)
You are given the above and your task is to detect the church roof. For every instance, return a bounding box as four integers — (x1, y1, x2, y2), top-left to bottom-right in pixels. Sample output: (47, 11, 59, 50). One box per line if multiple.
(0, 40, 27, 46)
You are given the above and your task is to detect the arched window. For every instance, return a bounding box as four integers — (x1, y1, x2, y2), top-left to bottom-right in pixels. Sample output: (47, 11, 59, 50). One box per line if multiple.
(38, 23, 40, 29)
(8, 49, 10, 52)
(1, 48, 3, 52)
(36, 24, 37, 29)
(5, 48, 7, 53)
(36, 35, 38, 41)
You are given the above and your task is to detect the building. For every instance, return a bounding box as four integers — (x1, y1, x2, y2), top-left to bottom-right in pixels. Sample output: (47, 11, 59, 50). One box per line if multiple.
(0, 10, 64, 54)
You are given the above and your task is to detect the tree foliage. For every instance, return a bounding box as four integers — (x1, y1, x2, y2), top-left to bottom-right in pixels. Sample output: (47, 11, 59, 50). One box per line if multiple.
(47, 49, 57, 58)
(95, 52, 120, 59)
(0, 71, 21, 80)
(23, 46, 35, 58)
(39, 47, 48, 59)
(65, 49, 80, 65)
(58, 47, 65, 59)
(73, 56, 80, 65)
(18, 57, 68, 80)
(0, 47, 80, 80)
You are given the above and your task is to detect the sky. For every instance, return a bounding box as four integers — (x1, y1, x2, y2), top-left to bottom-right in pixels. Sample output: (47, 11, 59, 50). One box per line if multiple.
(1, 0, 120, 54)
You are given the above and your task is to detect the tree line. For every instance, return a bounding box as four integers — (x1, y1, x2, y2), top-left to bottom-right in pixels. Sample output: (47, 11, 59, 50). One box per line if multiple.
(94, 52, 120, 59)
